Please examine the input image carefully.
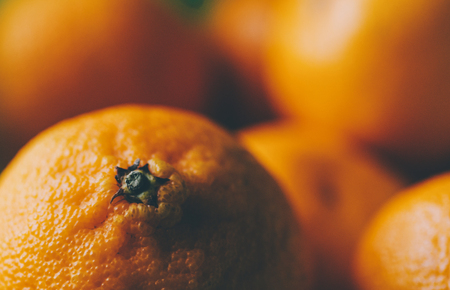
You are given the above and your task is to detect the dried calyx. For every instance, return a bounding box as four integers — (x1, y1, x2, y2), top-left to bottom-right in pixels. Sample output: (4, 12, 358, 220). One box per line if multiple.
(111, 158, 189, 229)
(111, 158, 168, 206)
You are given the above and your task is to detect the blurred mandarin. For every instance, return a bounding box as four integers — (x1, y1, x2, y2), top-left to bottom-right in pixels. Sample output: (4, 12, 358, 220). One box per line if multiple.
(265, 0, 450, 170)
(238, 120, 407, 290)
(354, 173, 450, 290)
(0, 0, 210, 167)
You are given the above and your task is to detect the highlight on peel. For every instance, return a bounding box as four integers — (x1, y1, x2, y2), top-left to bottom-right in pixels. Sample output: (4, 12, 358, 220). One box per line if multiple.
(353, 173, 450, 290)
(0, 105, 313, 289)
(238, 120, 407, 290)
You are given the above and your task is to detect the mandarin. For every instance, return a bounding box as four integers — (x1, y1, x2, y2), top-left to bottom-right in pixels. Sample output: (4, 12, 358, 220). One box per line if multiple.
(0, 105, 313, 289)
(238, 121, 407, 290)
(0, 0, 209, 165)
(264, 0, 450, 169)
(354, 173, 450, 290)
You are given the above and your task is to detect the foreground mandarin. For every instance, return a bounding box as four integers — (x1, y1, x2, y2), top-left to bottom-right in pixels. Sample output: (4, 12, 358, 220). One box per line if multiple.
(354, 173, 450, 290)
(265, 0, 450, 169)
(238, 121, 407, 290)
(0, 0, 209, 165)
(0, 105, 312, 289)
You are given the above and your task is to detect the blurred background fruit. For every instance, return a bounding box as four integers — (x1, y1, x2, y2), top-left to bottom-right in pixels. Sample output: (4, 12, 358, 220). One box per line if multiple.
(238, 121, 408, 290)
(353, 173, 450, 290)
(0, 0, 212, 169)
(264, 0, 450, 178)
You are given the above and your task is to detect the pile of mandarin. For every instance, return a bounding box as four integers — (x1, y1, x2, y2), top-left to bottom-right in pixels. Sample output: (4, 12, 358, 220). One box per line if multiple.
(0, 0, 449, 289)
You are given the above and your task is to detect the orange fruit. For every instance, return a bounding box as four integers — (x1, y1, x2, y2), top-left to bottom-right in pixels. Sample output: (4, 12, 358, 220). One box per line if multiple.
(0, 0, 209, 159)
(353, 173, 450, 290)
(264, 0, 450, 167)
(238, 121, 407, 290)
(0, 105, 313, 289)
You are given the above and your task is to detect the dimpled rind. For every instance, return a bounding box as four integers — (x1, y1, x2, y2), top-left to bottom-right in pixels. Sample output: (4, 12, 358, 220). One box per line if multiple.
(0, 105, 312, 289)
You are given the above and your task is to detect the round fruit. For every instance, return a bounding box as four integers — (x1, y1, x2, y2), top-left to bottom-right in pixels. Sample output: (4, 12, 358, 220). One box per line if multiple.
(0, 0, 208, 153)
(265, 0, 450, 166)
(354, 173, 450, 290)
(238, 121, 406, 290)
(0, 105, 312, 289)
